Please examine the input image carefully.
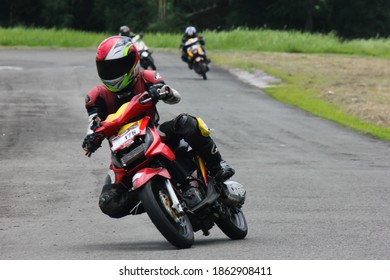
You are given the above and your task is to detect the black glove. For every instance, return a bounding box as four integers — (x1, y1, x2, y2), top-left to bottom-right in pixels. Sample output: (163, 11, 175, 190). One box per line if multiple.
(147, 83, 165, 104)
(90, 116, 101, 131)
(82, 133, 104, 157)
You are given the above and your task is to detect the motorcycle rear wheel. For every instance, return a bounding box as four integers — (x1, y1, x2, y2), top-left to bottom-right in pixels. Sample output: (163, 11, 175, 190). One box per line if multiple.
(138, 178, 194, 249)
(216, 207, 248, 240)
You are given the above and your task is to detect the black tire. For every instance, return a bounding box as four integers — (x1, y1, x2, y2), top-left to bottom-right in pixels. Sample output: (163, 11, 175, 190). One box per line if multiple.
(138, 178, 194, 249)
(146, 57, 157, 70)
(149, 57, 157, 70)
(216, 207, 248, 240)
(200, 62, 208, 80)
(140, 57, 156, 70)
(194, 65, 207, 80)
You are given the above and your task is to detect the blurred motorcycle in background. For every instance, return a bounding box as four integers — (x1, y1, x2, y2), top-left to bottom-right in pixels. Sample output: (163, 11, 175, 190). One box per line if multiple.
(132, 34, 157, 70)
(184, 37, 210, 80)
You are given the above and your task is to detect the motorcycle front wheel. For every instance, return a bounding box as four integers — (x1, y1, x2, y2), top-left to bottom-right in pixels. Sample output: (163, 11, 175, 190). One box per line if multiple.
(194, 63, 207, 80)
(201, 62, 209, 80)
(216, 207, 248, 240)
(138, 177, 194, 249)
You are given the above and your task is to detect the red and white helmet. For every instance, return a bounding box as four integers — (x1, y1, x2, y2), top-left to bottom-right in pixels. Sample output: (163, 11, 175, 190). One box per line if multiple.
(96, 36, 140, 93)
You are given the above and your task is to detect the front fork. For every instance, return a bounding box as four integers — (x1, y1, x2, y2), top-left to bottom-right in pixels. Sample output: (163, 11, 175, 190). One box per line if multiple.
(164, 179, 184, 215)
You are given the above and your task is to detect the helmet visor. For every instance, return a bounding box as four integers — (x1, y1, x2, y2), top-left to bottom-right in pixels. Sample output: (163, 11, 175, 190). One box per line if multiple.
(96, 51, 136, 80)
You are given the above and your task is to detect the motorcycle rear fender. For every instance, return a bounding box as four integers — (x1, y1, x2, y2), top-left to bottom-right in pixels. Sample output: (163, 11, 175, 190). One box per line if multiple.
(132, 167, 171, 189)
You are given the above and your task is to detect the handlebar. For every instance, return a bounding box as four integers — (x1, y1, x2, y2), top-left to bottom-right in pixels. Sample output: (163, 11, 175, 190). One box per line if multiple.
(139, 97, 153, 104)
(139, 86, 170, 105)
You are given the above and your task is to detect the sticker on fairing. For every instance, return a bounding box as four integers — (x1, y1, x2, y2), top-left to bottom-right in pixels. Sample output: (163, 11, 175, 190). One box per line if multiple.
(110, 125, 140, 152)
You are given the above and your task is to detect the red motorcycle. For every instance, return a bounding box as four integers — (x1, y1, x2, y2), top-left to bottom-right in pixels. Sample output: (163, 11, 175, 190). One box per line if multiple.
(93, 89, 247, 249)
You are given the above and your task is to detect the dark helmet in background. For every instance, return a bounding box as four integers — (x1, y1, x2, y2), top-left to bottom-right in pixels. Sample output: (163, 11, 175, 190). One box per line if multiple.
(119, 25, 131, 37)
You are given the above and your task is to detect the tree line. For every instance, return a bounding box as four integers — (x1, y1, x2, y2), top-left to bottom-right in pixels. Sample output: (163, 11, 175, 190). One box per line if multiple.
(1, 0, 389, 39)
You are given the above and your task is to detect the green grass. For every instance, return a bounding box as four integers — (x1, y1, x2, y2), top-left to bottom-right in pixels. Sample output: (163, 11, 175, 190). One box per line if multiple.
(202, 28, 390, 58)
(265, 83, 390, 142)
(0, 27, 107, 48)
(270, 71, 390, 142)
(211, 52, 390, 141)
(1, 27, 389, 58)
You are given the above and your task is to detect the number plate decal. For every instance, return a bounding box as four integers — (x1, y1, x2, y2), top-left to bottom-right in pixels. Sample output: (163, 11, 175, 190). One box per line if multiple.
(110, 125, 140, 152)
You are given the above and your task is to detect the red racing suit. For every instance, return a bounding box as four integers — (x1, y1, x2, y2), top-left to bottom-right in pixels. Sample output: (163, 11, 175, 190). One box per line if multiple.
(85, 70, 165, 134)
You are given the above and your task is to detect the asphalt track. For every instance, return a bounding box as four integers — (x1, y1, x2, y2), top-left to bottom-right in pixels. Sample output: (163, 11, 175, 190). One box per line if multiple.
(0, 49, 389, 260)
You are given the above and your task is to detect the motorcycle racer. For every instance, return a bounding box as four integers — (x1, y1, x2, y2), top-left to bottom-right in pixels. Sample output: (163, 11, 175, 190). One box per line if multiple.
(82, 36, 234, 218)
(179, 26, 209, 69)
(119, 25, 156, 70)
(118, 25, 141, 40)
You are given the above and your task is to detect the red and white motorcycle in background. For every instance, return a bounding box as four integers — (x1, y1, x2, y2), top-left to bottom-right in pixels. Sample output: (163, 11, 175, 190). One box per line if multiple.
(132, 34, 157, 70)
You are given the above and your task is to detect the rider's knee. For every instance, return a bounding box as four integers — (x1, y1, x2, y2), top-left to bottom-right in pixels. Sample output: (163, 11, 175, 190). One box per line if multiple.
(172, 113, 210, 138)
(173, 113, 198, 135)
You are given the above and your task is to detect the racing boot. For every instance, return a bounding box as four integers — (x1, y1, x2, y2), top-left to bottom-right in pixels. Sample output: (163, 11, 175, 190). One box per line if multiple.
(197, 139, 235, 181)
(169, 114, 235, 181)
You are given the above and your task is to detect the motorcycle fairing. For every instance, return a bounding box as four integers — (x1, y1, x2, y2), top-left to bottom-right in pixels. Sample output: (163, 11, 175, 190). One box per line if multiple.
(112, 115, 176, 162)
(105, 101, 130, 123)
(107, 114, 176, 184)
(96, 92, 154, 137)
(144, 123, 176, 161)
(109, 163, 128, 185)
(187, 45, 204, 58)
(132, 167, 171, 189)
(184, 37, 199, 47)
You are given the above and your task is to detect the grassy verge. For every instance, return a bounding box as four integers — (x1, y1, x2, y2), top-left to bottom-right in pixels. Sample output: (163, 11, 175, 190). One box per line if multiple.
(0, 27, 107, 48)
(203, 28, 390, 59)
(1, 27, 389, 140)
(1, 27, 389, 58)
(210, 51, 390, 141)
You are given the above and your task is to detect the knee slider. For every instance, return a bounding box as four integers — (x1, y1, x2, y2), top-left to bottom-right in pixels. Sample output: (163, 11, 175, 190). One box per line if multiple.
(196, 117, 211, 137)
